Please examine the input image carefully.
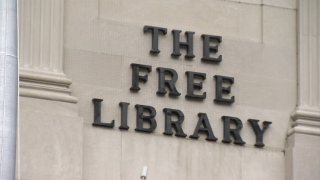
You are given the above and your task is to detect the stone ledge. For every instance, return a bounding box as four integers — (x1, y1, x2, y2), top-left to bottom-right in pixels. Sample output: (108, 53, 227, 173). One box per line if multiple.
(291, 107, 320, 121)
(19, 68, 78, 103)
(288, 107, 320, 136)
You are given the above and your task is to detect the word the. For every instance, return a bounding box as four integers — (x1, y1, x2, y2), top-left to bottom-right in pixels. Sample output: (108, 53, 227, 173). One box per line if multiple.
(144, 25, 222, 63)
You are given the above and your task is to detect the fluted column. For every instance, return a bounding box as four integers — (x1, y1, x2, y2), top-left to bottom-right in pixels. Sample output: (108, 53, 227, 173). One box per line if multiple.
(19, 0, 77, 103)
(286, 0, 320, 180)
(288, 0, 320, 136)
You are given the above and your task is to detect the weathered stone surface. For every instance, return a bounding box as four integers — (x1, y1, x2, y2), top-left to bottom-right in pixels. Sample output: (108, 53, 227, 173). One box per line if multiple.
(18, 0, 302, 179)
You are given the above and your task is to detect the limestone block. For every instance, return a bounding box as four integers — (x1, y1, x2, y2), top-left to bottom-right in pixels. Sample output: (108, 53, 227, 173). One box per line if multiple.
(227, 0, 262, 5)
(188, 142, 242, 180)
(64, 49, 123, 88)
(263, 0, 297, 9)
(18, 97, 83, 180)
(242, 148, 285, 180)
(262, 6, 296, 51)
(285, 133, 320, 180)
(82, 125, 121, 180)
(121, 133, 188, 180)
(240, 0, 262, 4)
(65, 0, 263, 52)
(99, 0, 262, 42)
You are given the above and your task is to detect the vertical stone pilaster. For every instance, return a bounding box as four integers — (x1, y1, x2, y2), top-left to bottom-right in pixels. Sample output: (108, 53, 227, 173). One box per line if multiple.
(19, 0, 77, 103)
(286, 0, 320, 180)
(18, 1, 83, 179)
(288, 0, 320, 136)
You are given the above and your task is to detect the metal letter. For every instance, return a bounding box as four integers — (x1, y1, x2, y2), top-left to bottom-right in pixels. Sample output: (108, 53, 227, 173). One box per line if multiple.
(135, 104, 157, 133)
(143, 25, 167, 55)
(185, 71, 206, 100)
(156, 67, 181, 97)
(163, 108, 187, 137)
(130, 63, 152, 92)
(201, 34, 222, 63)
(190, 113, 217, 141)
(171, 30, 195, 59)
(92, 98, 115, 128)
(248, 119, 272, 148)
(222, 116, 245, 145)
(214, 75, 235, 104)
(119, 102, 130, 130)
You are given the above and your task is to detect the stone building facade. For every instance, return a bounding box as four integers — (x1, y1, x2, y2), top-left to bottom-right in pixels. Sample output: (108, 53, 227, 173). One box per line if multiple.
(18, 0, 320, 180)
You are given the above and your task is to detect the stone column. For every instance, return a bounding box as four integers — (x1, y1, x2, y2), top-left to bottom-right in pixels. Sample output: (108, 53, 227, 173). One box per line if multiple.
(286, 0, 320, 180)
(19, 0, 77, 103)
(18, 0, 83, 179)
(0, 0, 18, 179)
